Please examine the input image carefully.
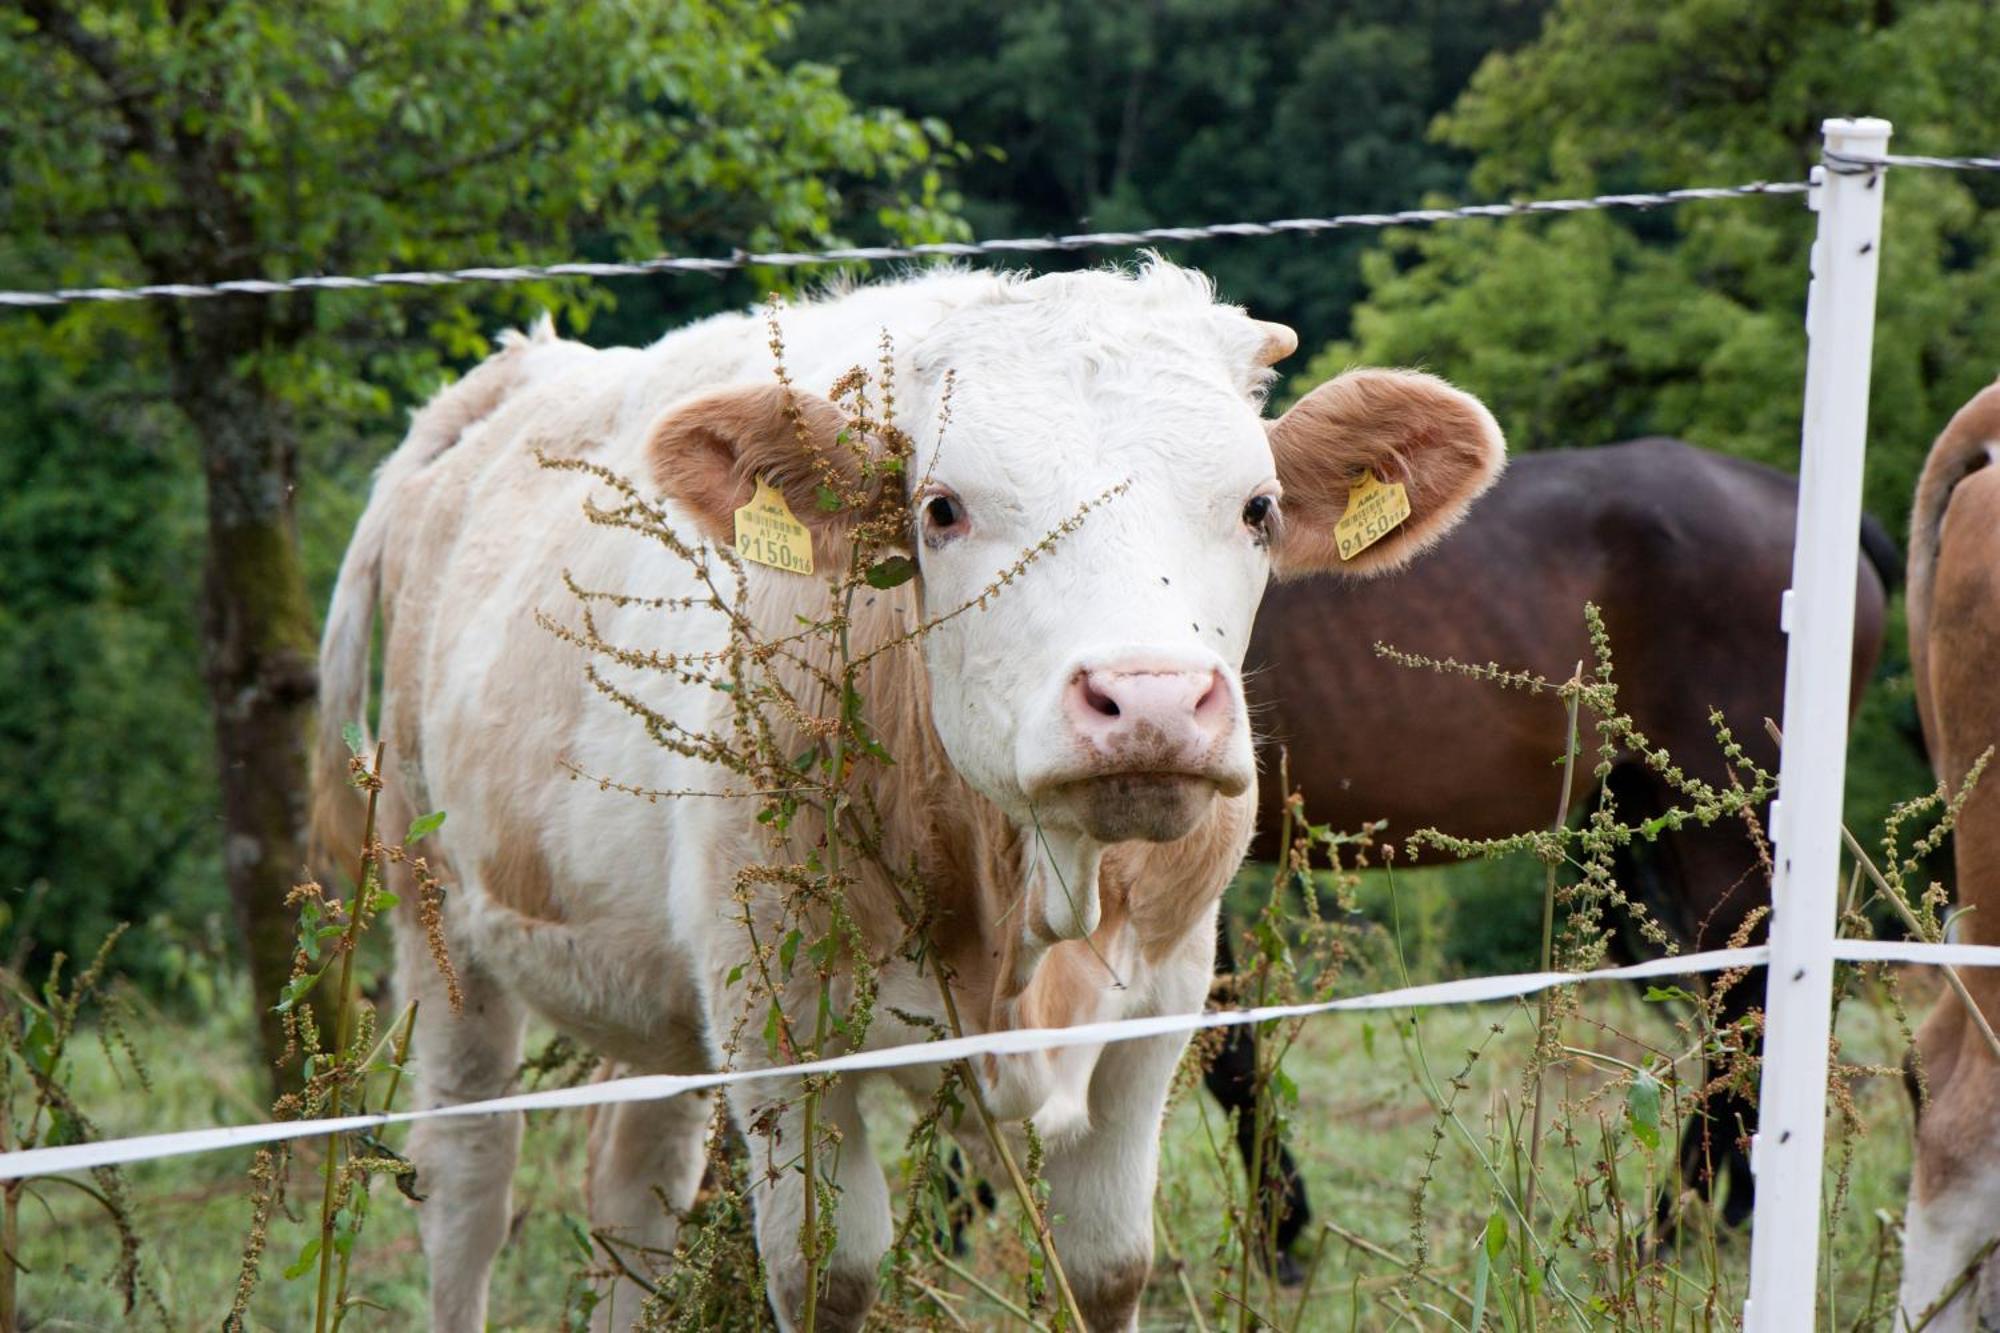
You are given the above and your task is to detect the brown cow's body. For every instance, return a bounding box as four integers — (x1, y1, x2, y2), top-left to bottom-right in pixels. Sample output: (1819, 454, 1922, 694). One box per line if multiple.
(1209, 438, 1889, 1247)
(1901, 381, 2000, 1330)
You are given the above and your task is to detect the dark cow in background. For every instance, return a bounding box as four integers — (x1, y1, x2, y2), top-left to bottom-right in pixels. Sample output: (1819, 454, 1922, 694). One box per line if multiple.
(1209, 437, 1897, 1262)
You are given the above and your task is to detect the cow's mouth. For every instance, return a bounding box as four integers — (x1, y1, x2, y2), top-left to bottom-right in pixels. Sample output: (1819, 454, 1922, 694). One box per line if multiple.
(1062, 771, 1219, 843)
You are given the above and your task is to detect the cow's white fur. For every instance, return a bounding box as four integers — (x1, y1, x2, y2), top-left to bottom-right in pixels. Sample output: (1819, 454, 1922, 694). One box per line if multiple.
(316, 261, 1502, 1331)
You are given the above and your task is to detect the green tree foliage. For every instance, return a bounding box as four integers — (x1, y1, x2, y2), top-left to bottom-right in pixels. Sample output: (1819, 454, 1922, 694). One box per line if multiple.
(1310, 0, 2000, 532)
(0, 350, 220, 983)
(0, 0, 963, 1034)
(1311, 0, 2000, 840)
(791, 0, 1548, 348)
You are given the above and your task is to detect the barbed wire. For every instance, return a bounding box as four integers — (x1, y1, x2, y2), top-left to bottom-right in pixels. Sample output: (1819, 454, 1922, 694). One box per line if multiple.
(1824, 149, 2000, 174)
(5, 149, 1993, 312)
(0, 178, 1812, 311)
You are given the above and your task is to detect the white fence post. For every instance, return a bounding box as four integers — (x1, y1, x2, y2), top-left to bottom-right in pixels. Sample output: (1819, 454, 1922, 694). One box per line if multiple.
(1743, 116, 1891, 1332)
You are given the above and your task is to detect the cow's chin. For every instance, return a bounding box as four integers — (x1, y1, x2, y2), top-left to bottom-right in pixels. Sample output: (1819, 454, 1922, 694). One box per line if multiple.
(1065, 773, 1218, 844)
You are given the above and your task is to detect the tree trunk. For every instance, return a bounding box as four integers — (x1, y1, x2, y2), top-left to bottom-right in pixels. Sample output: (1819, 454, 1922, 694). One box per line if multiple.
(173, 302, 318, 1085)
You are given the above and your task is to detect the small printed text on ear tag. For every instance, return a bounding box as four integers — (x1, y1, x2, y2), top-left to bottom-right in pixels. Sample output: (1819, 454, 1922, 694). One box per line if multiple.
(1334, 472, 1410, 562)
(733, 477, 814, 575)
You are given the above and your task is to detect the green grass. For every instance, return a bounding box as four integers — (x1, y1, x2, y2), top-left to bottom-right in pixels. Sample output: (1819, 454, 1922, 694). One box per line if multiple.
(10, 871, 1931, 1331)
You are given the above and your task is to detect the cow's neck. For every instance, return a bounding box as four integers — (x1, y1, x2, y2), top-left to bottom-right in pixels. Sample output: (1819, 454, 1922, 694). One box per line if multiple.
(766, 570, 1240, 1042)
(822, 583, 1122, 1019)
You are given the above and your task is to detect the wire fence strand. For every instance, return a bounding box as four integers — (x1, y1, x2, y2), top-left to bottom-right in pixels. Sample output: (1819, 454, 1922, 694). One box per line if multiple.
(0, 178, 1814, 311)
(8, 148, 1995, 310)
(1823, 149, 2000, 174)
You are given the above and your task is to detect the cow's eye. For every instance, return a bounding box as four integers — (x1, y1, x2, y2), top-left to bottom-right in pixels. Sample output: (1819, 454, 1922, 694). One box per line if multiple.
(919, 488, 968, 548)
(1242, 493, 1277, 532)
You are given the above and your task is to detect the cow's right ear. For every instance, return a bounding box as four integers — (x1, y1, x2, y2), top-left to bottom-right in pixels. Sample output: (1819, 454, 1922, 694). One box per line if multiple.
(648, 384, 863, 562)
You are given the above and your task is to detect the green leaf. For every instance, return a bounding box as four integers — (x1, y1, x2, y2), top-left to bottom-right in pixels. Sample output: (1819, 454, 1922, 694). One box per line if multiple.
(764, 999, 787, 1058)
(815, 484, 843, 513)
(405, 811, 446, 844)
(1626, 1070, 1663, 1151)
(1483, 1209, 1508, 1260)
(275, 968, 323, 1015)
(779, 928, 802, 977)
(332, 1209, 357, 1258)
(22, 1010, 57, 1077)
(46, 1105, 79, 1147)
(864, 555, 917, 589)
(341, 722, 366, 757)
(282, 1237, 322, 1281)
(562, 1214, 596, 1265)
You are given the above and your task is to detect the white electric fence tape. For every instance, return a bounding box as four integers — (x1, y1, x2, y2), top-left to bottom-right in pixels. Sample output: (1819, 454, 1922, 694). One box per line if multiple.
(3, 939, 1994, 1183)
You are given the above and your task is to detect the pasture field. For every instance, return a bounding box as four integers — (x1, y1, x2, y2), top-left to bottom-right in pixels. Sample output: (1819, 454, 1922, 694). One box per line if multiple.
(9, 862, 1932, 1331)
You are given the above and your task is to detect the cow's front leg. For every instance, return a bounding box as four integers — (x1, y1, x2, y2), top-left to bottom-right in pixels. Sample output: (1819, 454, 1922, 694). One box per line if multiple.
(729, 1073, 892, 1333)
(1043, 1026, 1190, 1332)
(585, 1077, 711, 1331)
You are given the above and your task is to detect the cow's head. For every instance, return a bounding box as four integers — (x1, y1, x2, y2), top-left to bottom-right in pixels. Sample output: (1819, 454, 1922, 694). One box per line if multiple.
(650, 263, 1502, 938)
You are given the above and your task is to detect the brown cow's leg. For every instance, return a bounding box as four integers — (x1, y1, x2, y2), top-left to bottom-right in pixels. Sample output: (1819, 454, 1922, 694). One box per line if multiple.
(1204, 919, 1310, 1280)
(1602, 766, 1766, 1237)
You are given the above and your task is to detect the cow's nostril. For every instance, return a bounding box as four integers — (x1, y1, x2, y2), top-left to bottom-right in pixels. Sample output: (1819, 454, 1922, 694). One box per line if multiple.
(1195, 671, 1227, 721)
(1082, 676, 1121, 718)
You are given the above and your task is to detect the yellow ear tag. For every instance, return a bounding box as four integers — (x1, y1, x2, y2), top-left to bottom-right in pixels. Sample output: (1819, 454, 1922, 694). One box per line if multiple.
(732, 476, 815, 575)
(1333, 472, 1411, 562)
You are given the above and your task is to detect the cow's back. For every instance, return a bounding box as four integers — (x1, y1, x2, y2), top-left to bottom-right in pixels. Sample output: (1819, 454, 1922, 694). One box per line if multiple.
(318, 276, 1026, 1054)
(1244, 439, 1874, 854)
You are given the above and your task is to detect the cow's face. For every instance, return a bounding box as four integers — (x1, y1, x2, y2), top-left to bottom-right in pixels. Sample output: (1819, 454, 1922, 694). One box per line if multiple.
(897, 280, 1289, 846)
(650, 265, 1504, 876)
(893, 268, 1504, 852)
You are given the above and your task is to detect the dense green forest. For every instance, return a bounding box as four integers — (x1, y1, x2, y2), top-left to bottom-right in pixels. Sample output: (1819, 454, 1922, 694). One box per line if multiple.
(4, 0, 1997, 1007)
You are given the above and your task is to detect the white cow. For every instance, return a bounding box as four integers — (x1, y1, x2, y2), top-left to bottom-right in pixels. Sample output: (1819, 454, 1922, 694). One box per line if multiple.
(312, 261, 1504, 1331)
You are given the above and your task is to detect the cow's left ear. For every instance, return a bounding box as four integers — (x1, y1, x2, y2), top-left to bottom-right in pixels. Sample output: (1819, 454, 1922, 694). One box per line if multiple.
(1266, 368, 1505, 577)
(648, 383, 867, 567)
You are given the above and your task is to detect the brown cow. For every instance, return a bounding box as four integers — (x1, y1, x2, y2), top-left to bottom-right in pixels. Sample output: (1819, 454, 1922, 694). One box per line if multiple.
(1205, 437, 1893, 1256)
(1901, 379, 2000, 1331)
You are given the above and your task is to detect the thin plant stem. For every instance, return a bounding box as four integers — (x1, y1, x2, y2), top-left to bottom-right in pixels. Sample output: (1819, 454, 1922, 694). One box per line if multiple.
(1524, 662, 1583, 1236)
(314, 740, 385, 1333)
(1321, 1219, 1474, 1311)
(929, 975, 1089, 1332)
(931, 1244, 1052, 1330)
(330, 1000, 417, 1333)
(1155, 1201, 1213, 1333)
